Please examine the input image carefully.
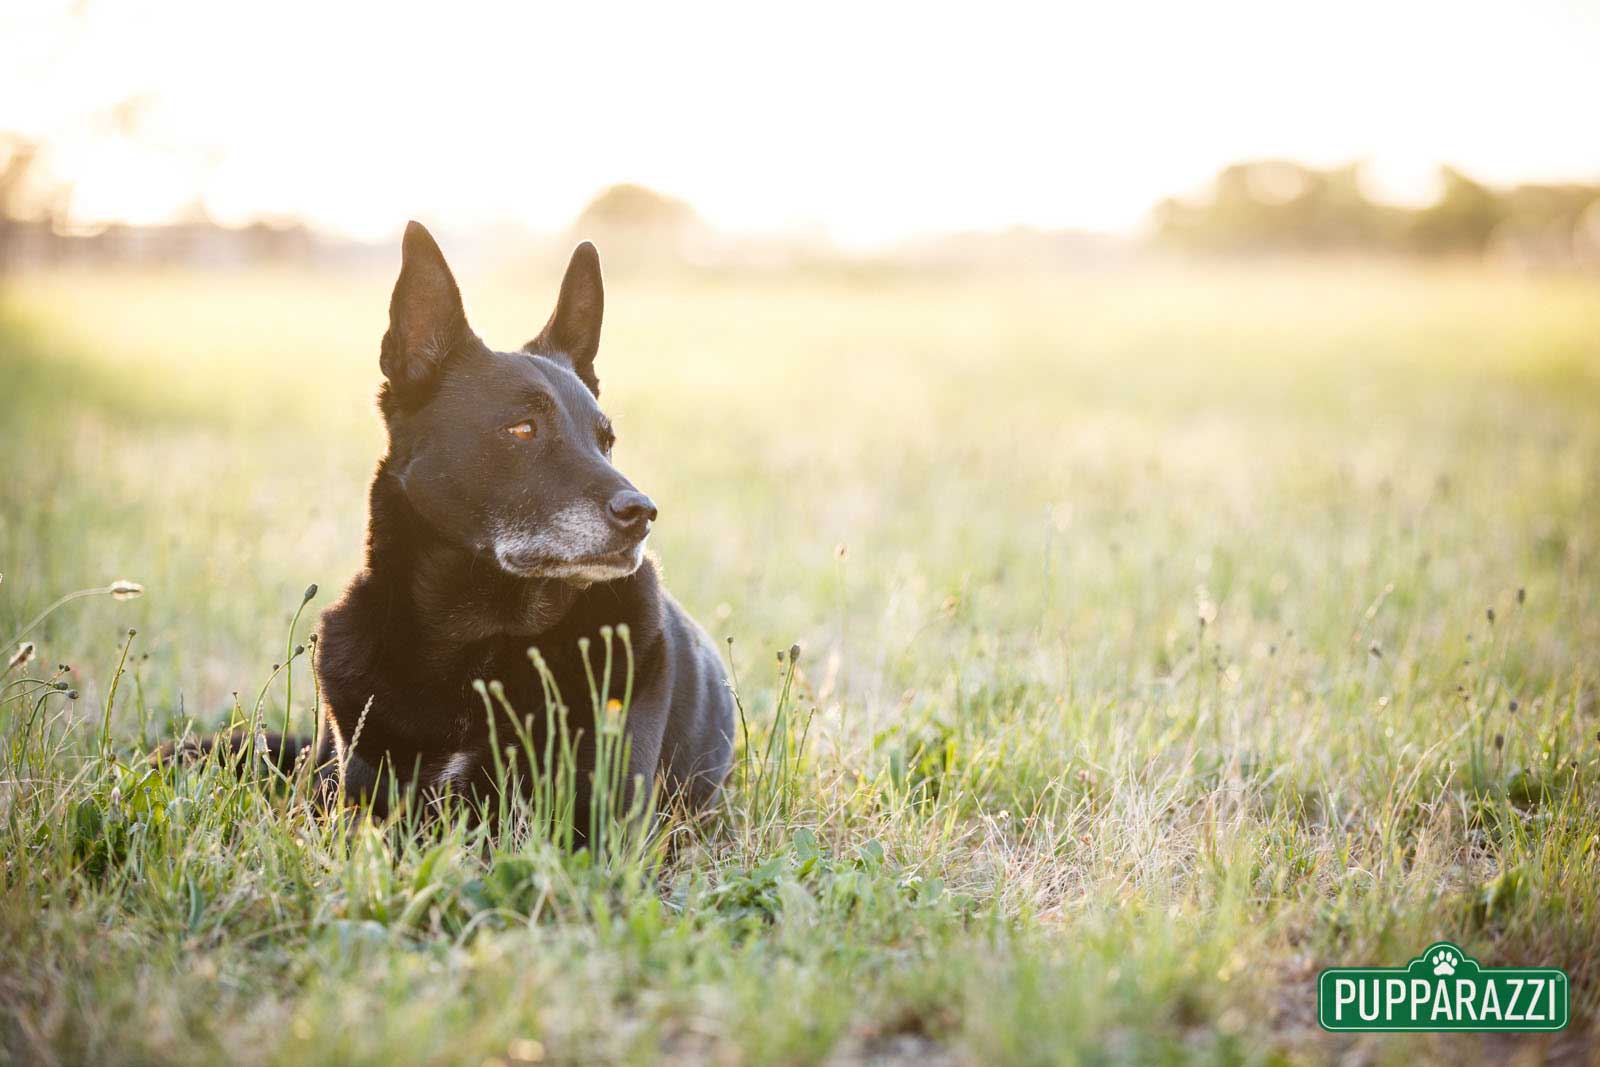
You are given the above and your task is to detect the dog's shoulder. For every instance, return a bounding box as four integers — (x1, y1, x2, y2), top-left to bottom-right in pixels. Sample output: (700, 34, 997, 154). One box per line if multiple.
(314, 571, 396, 709)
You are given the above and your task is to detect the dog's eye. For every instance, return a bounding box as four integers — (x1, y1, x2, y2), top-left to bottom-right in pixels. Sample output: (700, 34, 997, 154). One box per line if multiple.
(506, 420, 536, 441)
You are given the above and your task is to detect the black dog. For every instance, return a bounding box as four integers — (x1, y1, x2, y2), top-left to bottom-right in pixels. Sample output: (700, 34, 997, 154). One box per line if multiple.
(218, 224, 734, 828)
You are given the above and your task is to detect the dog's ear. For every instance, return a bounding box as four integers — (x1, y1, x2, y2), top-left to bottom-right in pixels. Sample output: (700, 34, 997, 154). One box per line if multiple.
(526, 242, 603, 396)
(380, 221, 472, 392)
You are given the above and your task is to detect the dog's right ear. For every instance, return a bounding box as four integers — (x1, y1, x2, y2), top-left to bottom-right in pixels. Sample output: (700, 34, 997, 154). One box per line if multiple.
(524, 242, 604, 396)
(380, 221, 471, 391)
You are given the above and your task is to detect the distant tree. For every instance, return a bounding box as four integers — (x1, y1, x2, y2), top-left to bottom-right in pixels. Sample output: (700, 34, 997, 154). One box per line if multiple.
(0, 136, 41, 271)
(1154, 159, 1599, 265)
(1408, 167, 1508, 255)
(1491, 181, 1600, 266)
(0, 3, 146, 273)
(566, 183, 708, 268)
(572, 183, 701, 244)
(1155, 160, 1398, 253)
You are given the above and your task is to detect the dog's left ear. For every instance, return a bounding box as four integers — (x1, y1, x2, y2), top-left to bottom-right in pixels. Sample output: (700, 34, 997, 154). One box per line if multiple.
(526, 242, 603, 396)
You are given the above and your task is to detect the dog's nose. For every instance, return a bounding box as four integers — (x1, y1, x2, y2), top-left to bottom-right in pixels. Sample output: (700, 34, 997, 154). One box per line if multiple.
(607, 490, 658, 531)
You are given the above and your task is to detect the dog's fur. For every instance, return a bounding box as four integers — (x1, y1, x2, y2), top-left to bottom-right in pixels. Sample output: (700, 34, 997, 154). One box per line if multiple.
(189, 224, 734, 828)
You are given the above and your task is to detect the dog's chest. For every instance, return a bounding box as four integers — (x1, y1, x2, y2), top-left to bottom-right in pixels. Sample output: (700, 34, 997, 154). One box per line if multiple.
(422, 614, 630, 795)
(432, 638, 586, 756)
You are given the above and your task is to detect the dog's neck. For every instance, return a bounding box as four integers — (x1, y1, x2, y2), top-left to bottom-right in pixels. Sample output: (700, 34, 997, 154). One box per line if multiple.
(366, 465, 580, 666)
(409, 542, 578, 646)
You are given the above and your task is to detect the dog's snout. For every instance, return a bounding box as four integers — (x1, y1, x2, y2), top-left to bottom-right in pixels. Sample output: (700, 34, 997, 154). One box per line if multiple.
(607, 490, 658, 531)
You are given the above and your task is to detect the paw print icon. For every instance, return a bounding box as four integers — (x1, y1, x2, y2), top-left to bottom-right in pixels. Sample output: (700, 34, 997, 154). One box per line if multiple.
(1432, 950, 1458, 976)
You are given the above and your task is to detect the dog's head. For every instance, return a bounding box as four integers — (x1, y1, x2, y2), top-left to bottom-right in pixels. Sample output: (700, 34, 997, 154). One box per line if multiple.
(377, 222, 653, 584)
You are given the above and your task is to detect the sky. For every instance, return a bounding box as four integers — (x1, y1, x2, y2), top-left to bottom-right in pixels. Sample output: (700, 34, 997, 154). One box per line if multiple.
(3, 0, 1599, 247)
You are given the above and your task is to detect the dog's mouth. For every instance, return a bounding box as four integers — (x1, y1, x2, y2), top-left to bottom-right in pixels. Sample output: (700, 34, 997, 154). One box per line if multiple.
(493, 539, 647, 584)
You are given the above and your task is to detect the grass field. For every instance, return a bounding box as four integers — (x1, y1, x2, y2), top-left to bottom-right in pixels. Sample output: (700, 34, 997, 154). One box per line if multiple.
(2, 258, 1597, 1066)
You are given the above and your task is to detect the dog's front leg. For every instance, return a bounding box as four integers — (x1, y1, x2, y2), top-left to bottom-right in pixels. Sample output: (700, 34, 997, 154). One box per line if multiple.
(620, 700, 669, 822)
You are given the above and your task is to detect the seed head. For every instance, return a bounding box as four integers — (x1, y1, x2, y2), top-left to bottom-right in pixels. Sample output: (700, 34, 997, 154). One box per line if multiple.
(509, 1039, 545, 1063)
(67, 690, 78, 700)
(1516, 587, 1526, 605)
(7, 642, 35, 672)
(789, 643, 802, 664)
(302, 583, 318, 603)
(1493, 733, 1504, 750)
(1486, 607, 1495, 625)
(1508, 699, 1519, 713)
(1368, 642, 1382, 659)
(834, 542, 848, 561)
(108, 579, 144, 601)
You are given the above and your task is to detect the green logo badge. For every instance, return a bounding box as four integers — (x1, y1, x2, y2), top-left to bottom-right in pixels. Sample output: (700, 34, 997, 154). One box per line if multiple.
(1319, 942, 1568, 1031)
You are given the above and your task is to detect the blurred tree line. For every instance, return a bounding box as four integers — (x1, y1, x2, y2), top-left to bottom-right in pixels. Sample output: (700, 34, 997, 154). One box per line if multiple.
(1154, 161, 1600, 267)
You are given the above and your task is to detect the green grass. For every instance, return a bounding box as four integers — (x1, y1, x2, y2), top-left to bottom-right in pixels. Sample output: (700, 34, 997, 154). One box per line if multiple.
(2, 259, 1598, 1065)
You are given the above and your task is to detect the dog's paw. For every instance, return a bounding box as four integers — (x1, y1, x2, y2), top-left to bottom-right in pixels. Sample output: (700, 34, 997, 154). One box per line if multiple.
(1431, 950, 1458, 976)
